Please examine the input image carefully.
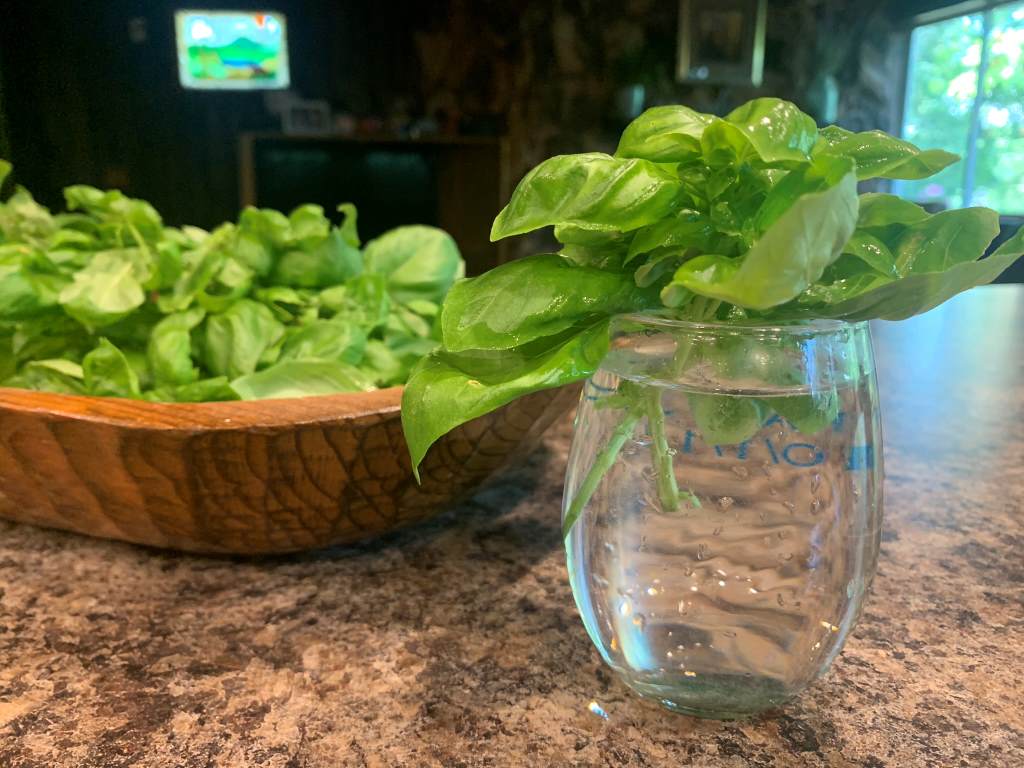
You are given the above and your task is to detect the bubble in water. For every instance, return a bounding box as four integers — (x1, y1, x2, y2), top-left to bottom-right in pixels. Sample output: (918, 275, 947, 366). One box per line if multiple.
(683, 566, 694, 577)
(731, 466, 749, 479)
(722, 630, 737, 638)
(810, 473, 822, 493)
(851, 483, 861, 498)
(761, 462, 774, 477)
(777, 530, 789, 540)
(618, 598, 632, 617)
(667, 651, 674, 659)
(768, 487, 779, 498)
(810, 499, 823, 514)
(777, 594, 786, 607)
(717, 496, 735, 511)
(782, 501, 796, 513)
(646, 585, 659, 596)
(603, 541, 616, 554)
(712, 526, 722, 536)
(696, 543, 709, 560)
(635, 433, 653, 447)
(677, 600, 688, 615)
(632, 614, 647, 631)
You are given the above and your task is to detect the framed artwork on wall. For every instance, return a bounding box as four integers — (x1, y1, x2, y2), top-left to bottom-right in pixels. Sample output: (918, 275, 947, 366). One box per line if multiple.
(677, 0, 767, 86)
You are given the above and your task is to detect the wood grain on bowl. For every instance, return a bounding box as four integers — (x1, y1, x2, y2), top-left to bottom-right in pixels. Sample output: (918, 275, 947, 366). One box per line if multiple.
(0, 385, 577, 554)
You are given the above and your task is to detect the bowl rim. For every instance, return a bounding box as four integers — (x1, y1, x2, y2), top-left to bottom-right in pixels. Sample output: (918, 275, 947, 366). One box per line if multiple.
(0, 385, 404, 431)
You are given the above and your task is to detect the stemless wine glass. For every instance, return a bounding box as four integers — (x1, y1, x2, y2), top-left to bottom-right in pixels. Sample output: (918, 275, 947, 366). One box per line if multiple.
(563, 314, 883, 719)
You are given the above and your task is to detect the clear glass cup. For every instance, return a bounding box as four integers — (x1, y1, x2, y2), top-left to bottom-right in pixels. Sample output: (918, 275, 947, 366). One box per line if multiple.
(563, 314, 883, 719)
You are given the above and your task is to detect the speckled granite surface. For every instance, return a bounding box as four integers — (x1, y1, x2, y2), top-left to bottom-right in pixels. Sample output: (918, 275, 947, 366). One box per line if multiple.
(1, 287, 1022, 768)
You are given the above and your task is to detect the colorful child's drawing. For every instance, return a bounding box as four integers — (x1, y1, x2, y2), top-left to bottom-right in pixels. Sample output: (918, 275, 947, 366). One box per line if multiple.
(175, 11, 290, 90)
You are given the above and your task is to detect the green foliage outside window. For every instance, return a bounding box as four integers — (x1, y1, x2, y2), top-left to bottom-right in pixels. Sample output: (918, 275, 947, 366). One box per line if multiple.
(900, 2, 1024, 213)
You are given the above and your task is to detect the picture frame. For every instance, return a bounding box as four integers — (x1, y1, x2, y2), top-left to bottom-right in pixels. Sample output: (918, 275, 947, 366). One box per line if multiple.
(677, 0, 767, 87)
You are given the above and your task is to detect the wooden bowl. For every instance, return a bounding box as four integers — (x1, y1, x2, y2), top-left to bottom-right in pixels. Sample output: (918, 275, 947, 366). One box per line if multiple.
(0, 385, 575, 554)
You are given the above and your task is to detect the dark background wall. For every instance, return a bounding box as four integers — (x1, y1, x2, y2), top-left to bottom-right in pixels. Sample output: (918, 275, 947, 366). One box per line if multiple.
(0, 0, 440, 226)
(0, 0, 962, 229)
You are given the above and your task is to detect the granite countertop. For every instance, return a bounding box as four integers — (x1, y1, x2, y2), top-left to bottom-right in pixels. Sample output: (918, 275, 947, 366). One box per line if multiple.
(1, 286, 1022, 768)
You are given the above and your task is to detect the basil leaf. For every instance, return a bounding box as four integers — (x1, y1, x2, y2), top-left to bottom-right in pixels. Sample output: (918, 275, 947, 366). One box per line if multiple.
(664, 167, 858, 309)
(203, 299, 284, 379)
(363, 225, 463, 305)
(320, 273, 391, 331)
(688, 394, 763, 446)
(892, 207, 999, 275)
(148, 307, 205, 386)
(626, 209, 718, 261)
(230, 360, 374, 400)
(771, 390, 839, 436)
(361, 339, 405, 387)
(288, 203, 331, 244)
(59, 250, 148, 328)
(272, 229, 362, 288)
(755, 156, 855, 233)
(440, 254, 653, 352)
(801, 224, 1024, 321)
(855, 193, 930, 230)
(491, 153, 683, 239)
(840, 232, 897, 277)
(157, 224, 233, 313)
(702, 98, 818, 167)
(279, 319, 367, 365)
(634, 249, 689, 288)
(814, 126, 959, 180)
(148, 376, 238, 403)
(197, 256, 254, 312)
(615, 105, 713, 163)
(402, 321, 610, 474)
(83, 338, 142, 398)
(10, 359, 86, 395)
(0, 264, 67, 319)
(337, 203, 360, 248)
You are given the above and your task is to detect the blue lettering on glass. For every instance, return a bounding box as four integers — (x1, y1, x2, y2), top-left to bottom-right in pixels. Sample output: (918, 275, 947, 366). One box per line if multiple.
(715, 441, 751, 459)
(846, 444, 874, 470)
(832, 410, 846, 431)
(782, 442, 825, 467)
(683, 430, 696, 454)
(673, 430, 865, 473)
(583, 380, 616, 401)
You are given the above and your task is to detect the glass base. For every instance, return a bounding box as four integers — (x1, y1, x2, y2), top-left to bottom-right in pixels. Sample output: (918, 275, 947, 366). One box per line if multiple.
(618, 671, 795, 720)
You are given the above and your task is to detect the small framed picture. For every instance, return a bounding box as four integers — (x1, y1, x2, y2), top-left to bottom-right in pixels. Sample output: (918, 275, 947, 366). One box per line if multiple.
(282, 99, 332, 135)
(677, 0, 767, 86)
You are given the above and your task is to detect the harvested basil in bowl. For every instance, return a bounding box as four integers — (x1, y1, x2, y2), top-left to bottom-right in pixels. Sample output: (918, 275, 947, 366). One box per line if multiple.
(0, 159, 573, 553)
(400, 98, 1024, 717)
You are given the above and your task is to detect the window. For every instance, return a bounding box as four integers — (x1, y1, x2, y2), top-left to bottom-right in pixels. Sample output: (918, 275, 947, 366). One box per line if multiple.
(898, 1, 1024, 213)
